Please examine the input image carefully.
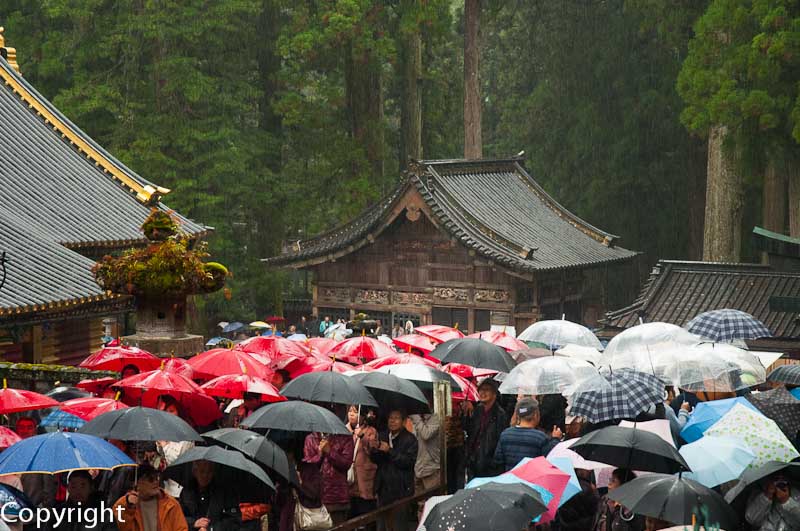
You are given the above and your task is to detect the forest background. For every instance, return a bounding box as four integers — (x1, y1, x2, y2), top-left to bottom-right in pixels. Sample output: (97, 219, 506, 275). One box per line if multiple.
(3, 0, 798, 333)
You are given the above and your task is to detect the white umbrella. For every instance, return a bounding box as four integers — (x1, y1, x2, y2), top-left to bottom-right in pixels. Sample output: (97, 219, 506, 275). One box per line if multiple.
(554, 344, 602, 365)
(518, 320, 602, 350)
(600, 322, 701, 368)
(499, 357, 600, 396)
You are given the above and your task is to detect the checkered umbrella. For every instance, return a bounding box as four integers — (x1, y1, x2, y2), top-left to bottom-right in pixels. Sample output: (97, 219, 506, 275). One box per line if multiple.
(767, 365, 800, 386)
(686, 309, 772, 342)
(568, 368, 664, 424)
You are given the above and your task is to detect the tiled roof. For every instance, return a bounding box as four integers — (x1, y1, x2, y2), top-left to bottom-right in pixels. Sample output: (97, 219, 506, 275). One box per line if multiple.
(265, 158, 638, 271)
(0, 205, 124, 317)
(601, 260, 800, 338)
(0, 56, 207, 249)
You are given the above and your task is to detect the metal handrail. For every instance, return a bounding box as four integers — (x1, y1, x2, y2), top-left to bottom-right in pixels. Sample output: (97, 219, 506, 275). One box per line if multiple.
(328, 483, 445, 531)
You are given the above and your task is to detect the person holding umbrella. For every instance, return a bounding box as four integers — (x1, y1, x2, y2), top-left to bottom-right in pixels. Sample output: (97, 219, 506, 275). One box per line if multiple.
(114, 464, 188, 531)
(349, 408, 379, 521)
(745, 472, 800, 530)
(593, 468, 645, 531)
(302, 419, 355, 525)
(179, 460, 246, 531)
(465, 379, 507, 479)
(370, 409, 418, 531)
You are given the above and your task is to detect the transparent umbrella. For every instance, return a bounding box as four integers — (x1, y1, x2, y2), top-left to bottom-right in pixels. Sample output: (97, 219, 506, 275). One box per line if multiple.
(671, 343, 766, 392)
(499, 357, 601, 396)
(600, 322, 701, 369)
(554, 344, 602, 365)
(518, 320, 602, 351)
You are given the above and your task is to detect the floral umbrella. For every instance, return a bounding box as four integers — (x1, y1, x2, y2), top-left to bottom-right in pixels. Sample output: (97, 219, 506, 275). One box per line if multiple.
(705, 403, 799, 467)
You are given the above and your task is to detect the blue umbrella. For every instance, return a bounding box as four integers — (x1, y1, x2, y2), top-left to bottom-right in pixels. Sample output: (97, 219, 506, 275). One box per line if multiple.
(40, 410, 86, 430)
(205, 336, 233, 348)
(466, 473, 553, 523)
(679, 435, 756, 488)
(0, 432, 135, 474)
(222, 322, 245, 333)
(790, 387, 800, 401)
(680, 397, 762, 443)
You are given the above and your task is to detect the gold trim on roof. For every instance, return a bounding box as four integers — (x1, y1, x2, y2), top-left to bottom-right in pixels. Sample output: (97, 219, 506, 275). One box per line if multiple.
(0, 27, 19, 74)
(0, 30, 170, 204)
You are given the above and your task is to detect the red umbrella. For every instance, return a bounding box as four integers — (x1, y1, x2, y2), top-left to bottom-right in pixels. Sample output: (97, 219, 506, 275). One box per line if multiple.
(200, 374, 286, 402)
(79, 345, 161, 373)
(392, 334, 437, 354)
(327, 337, 396, 364)
(450, 373, 479, 402)
(362, 353, 439, 370)
(286, 358, 355, 379)
(442, 363, 499, 379)
(265, 315, 286, 324)
(188, 349, 273, 380)
(60, 397, 129, 421)
(236, 336, 309, 365)
(75, 377, 118, 395)
(466, 330, 527, 352)
(415, 325, 464, 343)
(306, 338, 337, 358)
(114, 369, 221, 427)
(0, 426, 21, 448)
(0, 381, 59, 414)
(162, 357, 196, 379)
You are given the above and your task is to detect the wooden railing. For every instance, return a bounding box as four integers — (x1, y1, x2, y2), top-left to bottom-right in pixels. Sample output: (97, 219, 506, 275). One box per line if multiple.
(329, 484, 445, 531)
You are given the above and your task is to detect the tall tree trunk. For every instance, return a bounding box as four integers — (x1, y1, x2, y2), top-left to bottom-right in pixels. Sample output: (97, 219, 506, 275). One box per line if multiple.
(763, 154, 788, 234)
(788, 153, 800, 237)
(703, 125, 744, 262)
(399, 0, 422, 167)
(345, 44, 384, 180)
(257, 0, 282, 172)
(463, 0, 482, 159)
(687, 138, 707, 260)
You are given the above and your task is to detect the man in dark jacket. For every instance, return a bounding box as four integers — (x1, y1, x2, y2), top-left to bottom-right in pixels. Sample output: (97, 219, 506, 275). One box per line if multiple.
(179, 460, 256, 531)
(371, 410, 418, 531)
(47, 471, 115, 531)
(465, 379, 507, 479)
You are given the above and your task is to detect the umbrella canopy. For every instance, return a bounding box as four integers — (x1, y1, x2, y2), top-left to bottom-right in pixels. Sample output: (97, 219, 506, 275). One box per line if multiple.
(222, 321, 245, 333)
(746, 386, 800, 439)
(607, 474, 738, 531)
(205, 336, 234, 349)
(432, 338, 516, 373)
(235, 336, 309, 366)
(240, 401, 351, 435)
(466, 331, 527, 352)
(499, 357, 599, 396)
(0, 383, 59, 414)
(286, 333, 308, 342)
(166, 445, 275, 490)
(265, 316, 286, 324)
(0, 484, 30, 517)
(767, 364, 800, 386)
(441, 363, 498, 379)
(545, 438, 611, 487)
(324, 323, 351, 341)
(327, 336, 396, 364)
(518, 320, 602, 350)
(306, 337, 337, 357)
(671, 343, 766, 391)
(75, 377, 117, 395)
(250, 321, 271, 329)
(39, 410, 85, 430)
(0, 427, 21, 449)
(465, 474, 554, 522)
(724, 461, 800, 504)
(114, 369, 221, 426)
(600, 322, 700, 364)
(554, 344, 602, 365)
(188, 349, 274, 380)
(679, 436, 756, 488)
(414, 325, 464, 343)
(509, 346, 553, 364)
(362, 353, 438, 370)
(162, 357, 197, 379)
(392, 334, 437, 355)
(423, 482, 547, 531)
(449, 373, 479, 402)
(285, 357, 355, 379)
(0, 432, 135, 474)
(280, 371, 377, 407)
(706, 403, 800, 467)
(79, 345, 161, 373)
(679, 397, 761, 443)
(349, 371, 430, 414)
(567, 368, 664, 423)
(200, 374, 286, 402)
(45, 386, 91, 402)
(571, 426, 690, 474)
(60, 397, 129, 421)
(203, 428, 294, 483)
(79, 406, 203, 442)
(508, 456, 573, 522)
(686, 308, 772, 342)
(374, 364, 460, 391)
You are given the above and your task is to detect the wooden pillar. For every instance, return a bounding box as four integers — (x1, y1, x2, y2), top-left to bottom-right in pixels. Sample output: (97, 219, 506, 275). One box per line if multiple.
(467, 308, 475, 334)
(22, 325, 43, 364)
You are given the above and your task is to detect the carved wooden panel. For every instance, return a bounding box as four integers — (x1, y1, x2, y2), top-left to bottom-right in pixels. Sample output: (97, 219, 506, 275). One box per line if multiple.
(355, 289, 389, 305)
(320, 287, 350, 303)
(392, 291, 433, 307)
(433, 287, 469, 302)
(474, 289, 510, 303)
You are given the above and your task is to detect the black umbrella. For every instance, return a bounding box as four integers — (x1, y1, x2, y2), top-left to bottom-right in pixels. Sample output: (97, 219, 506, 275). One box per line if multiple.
(433, 338, 516, 373)
(375, 365, 461, 391)
(349, 372, 430, 415)
(78, 406, 203, 442)
(280, 371, 378, 407)
(165, 446, 275, 490)
(45, 386, 90, 402)
(423, 482, 547, 531)
(767, 365, 800, 386)
(608, 474, 738, 531)
(203, 428, 294, 483)
(240, 401, 351, 435)
(571, 426, 690, 474)
(725, 461, 800, 504)
(746, 386, 800, 439)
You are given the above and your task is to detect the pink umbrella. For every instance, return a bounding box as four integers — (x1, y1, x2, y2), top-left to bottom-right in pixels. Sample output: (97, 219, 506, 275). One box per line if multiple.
(508, 456, 571, 523)
(415, 325, 464, 343)
(285, 358, 355, 378)
(60, 397, 129, 421)
(547, 438, 612, 486)
(362, 353, 439, 370)
(392, 334, 436, 354)
(0, 426, 21, 448)
(327, 337, 396, 364)
(442, 363, 499, 379)
(466, 330, 527, 352)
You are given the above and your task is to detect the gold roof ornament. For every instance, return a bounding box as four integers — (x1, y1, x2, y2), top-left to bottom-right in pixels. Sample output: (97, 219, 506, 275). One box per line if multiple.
(0, 27, 20, 74)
